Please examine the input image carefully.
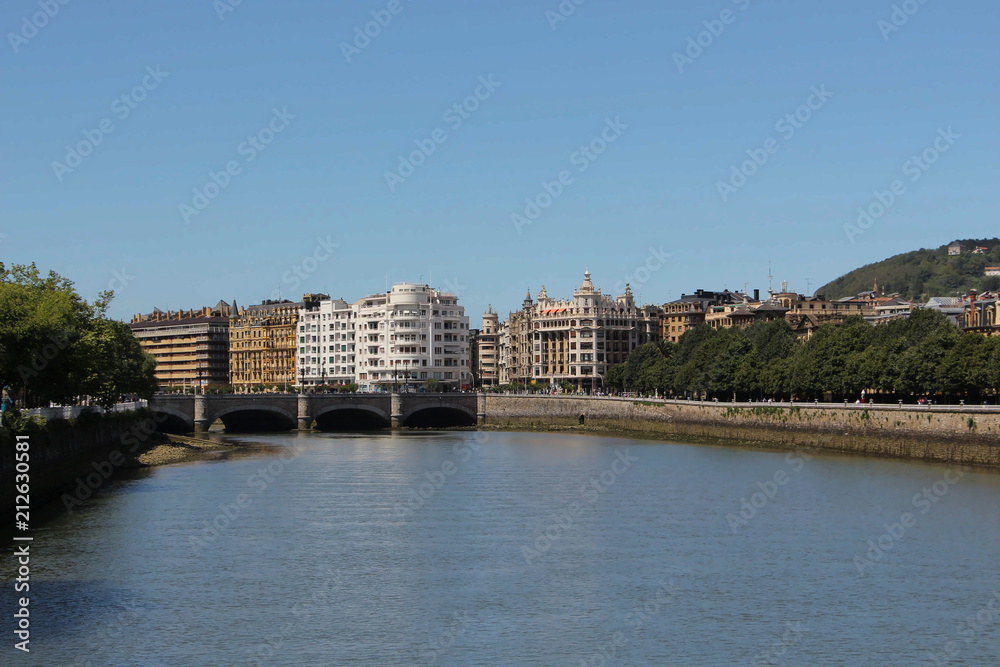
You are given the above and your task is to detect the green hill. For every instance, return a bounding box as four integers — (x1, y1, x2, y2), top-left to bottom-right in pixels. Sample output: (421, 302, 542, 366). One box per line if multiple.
(819, 239, 1000, 300)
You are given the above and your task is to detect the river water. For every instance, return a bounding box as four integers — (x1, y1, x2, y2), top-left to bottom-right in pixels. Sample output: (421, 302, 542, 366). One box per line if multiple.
(3, 431, 1000, 666)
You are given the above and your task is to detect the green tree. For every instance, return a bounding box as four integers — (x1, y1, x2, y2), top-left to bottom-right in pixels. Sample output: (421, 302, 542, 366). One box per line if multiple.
(0, 262, 157, 408)
(424, 378, 441, 392)
(77, 318, 158, 408)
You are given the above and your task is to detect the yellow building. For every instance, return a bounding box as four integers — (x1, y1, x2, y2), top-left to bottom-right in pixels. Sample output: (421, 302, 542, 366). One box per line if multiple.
(128, 301, 232, 389)
(229, 299, 302, 390)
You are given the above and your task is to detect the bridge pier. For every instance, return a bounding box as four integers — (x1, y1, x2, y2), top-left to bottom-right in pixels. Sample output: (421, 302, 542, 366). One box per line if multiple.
(390, 393, 402, 429)
(477, 392, 487, 426)
(194, 394, 209, 433)
(297, 394, 312, 430)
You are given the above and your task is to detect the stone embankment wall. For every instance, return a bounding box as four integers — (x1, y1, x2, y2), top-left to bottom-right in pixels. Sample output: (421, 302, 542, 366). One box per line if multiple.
(484, 396, 1000, 467)
(1, 415, 153, 522)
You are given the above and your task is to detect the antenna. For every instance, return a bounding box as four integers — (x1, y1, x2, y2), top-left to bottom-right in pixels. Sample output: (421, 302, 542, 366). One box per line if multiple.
(806, 278, 812, 295)
(767, 261, 774, 300)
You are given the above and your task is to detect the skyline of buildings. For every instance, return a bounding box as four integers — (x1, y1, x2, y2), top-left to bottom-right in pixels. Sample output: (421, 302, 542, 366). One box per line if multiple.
(127, 269, 1000, 393)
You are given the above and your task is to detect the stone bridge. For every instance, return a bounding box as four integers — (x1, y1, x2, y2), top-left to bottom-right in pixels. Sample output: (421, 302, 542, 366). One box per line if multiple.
(149, 393, 484, 433)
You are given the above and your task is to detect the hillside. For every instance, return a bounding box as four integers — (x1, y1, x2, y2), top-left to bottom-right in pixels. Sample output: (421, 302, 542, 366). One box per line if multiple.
(819, 239, 1000, 300)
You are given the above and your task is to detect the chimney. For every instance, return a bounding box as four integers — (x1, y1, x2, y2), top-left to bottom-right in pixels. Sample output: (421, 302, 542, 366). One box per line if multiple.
(753, 289, 760, 302)
(970, 289, 978, 304)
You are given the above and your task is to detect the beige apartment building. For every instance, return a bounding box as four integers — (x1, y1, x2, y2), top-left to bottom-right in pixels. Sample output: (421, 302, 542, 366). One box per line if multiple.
(476, 307, 500, 388)
(128, 301, 232, 389)
(229, 299, 302, 390)
(500, 271, 660, 393)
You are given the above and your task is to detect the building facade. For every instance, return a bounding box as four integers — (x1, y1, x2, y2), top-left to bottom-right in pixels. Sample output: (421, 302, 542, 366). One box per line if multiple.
(128, 301, 232, 389)
(962, 291, 1000, 335)
(353, 283, 471, 392)
(229, 299, 302, 390)
(475, 307, 500, 388)
(499, 271, 659, 393)
(660, 289, 749, 342)
(297, 294, 356, 387)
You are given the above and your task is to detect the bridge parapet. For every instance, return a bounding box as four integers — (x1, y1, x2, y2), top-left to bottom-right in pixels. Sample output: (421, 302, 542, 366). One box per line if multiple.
(148, 392, 480, 432)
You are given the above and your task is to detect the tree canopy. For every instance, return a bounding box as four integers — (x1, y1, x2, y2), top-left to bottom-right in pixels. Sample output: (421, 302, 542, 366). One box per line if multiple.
(0, 262, 157, 408)
(605, 312, 1000, 402)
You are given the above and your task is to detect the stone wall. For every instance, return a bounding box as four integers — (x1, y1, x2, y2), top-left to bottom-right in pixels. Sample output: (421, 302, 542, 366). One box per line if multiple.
(484, 396, 1000, 467)
(1, 414, 154, 522)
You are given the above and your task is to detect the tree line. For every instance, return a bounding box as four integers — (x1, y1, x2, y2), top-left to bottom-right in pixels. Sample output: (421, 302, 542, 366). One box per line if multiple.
(605, 310, 1000, 403)
(0, 263, 157, 414)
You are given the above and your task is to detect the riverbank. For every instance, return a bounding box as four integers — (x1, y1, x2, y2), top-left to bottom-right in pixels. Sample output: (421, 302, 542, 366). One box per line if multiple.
(482, 396, 1000, 468)
(1, 413, 248, 523)
(136, 433, 242, 467)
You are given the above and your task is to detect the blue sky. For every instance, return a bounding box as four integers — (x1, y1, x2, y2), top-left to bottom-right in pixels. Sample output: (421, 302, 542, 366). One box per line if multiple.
(2, 0, 997, 322)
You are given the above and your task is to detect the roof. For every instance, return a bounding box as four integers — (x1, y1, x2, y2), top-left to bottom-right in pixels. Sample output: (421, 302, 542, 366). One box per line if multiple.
(129, 315, 229, 329)
(753, 300, 789, 313)
(924, 297, 962, 308)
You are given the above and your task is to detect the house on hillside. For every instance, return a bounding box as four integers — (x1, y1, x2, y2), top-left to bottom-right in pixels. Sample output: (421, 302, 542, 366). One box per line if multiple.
(948, 242, 965, 256)
(985, 267, 1000, 277)
(972, 246, 990, 254)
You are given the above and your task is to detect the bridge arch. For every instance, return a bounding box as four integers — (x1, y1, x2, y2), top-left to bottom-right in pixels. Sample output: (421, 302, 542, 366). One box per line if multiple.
(312, 405, 391, 431)
(150, 406, 194, 434)
(209, 405, 297, 433)
(401, 403, 476, 428)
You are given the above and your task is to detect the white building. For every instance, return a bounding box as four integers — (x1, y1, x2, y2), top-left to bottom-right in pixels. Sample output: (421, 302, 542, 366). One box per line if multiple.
(297, 294, 357, 387)
(354, 283, 471, 392)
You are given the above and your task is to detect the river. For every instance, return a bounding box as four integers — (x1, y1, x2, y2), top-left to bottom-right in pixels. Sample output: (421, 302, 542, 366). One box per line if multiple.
(3, 431, 1000, 666)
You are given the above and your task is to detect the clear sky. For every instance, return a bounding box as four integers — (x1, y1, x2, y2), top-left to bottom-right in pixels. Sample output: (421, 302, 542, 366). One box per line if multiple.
(2, 0, 997, 323)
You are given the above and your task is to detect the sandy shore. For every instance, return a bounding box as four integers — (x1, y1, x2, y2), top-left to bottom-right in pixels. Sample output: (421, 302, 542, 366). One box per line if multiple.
(134, 434, 241, 467)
